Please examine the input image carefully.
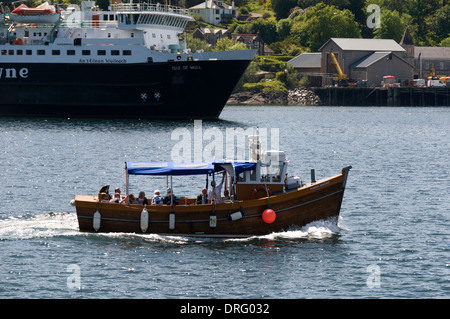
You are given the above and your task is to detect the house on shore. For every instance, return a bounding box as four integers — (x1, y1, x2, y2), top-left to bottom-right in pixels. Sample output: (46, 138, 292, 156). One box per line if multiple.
(192, 28, 230, 47)
(231, 33, 265, 55)
(189, 0, 237, 25)
(400, 28, 450, 78)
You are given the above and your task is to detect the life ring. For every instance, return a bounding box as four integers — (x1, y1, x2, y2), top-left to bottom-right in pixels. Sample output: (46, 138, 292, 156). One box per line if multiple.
(14, 38, 23, 45)
(251, 185, 272, 200)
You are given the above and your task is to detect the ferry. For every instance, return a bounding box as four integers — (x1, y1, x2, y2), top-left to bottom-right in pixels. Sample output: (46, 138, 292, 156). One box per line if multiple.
(72, 135, 352, 237)
(0, 0, 255, 119)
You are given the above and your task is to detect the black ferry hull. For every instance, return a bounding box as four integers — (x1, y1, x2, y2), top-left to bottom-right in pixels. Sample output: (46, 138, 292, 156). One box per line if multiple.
(0, 59, 250, 119)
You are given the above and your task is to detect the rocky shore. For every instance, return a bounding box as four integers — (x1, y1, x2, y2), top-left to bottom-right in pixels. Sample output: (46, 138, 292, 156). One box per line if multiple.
(227, 87, 322, 106)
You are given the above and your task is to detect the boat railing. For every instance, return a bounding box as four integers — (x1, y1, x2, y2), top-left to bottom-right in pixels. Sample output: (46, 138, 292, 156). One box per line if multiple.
(59, 20, 118, 29)
(110, 3, 190, 15)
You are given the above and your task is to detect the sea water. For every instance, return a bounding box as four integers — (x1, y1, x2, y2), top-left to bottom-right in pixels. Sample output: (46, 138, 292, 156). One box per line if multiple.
(0, 106, 449, 299)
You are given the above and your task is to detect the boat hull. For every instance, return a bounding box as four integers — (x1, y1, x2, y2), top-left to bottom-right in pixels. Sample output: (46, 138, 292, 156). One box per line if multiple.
(0, 59, 251, 119)
(74, 167, 351, 237)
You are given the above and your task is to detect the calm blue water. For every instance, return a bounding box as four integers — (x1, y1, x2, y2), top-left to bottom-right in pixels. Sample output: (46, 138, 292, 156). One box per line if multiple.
(0, 106, 449, 299)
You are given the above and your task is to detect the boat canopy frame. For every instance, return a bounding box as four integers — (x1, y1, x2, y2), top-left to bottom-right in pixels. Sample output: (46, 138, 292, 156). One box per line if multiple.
(124, 161, 257, 204)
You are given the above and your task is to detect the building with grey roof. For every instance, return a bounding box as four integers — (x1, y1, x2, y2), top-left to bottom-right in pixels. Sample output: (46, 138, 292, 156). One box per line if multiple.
(287, 53, 321, 75)
(318, 38, 411, 85)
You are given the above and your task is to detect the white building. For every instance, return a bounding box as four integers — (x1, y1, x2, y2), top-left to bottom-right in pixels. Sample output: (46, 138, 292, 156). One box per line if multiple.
(189, 0, 237, 25)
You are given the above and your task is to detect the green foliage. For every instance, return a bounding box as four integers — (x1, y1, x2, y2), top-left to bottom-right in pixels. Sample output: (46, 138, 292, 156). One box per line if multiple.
(214, 38, 248, 51)
(292, 3, 361, 51)
(270, 0, 297, 19)
(373, 9, 404, 42)
(243, 80, 288, 93)
(185, 34, 212, 52)
(440, 37, 450, 47)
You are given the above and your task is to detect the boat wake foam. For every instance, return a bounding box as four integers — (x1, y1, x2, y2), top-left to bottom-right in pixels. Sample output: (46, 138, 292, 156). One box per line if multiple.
(0, 212, 79, 241)
(0, 212, 344, 244)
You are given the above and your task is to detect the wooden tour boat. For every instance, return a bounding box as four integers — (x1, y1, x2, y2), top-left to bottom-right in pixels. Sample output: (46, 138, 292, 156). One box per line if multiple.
(73, 136, 351, 238)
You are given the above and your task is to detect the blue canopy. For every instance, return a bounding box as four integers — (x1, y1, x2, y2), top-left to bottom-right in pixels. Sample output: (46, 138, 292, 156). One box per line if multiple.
(126, 161, 256, 176)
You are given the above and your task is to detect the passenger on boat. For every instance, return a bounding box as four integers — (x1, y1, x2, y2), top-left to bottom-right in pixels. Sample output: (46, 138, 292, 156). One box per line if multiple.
(137, 191, 148, 205)
(208, 172, 226, 203)
(121, 193, 139, 204)
(151, 190, 163, 205)
(196, 188, 208, 204)
(110, 192, 121, 203)
(114, 187, 121, 197)
(98, 185, 111, 201)
(99, 192, 110, 203)
(223, 189, 231, 201)
(163, 188, 178, 205)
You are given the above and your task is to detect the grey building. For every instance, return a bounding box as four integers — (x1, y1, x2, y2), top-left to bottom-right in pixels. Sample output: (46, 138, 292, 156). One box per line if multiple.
(400, 27, 450, 78)
(318, 38, 414, 85)
(287, 53, 321, 76)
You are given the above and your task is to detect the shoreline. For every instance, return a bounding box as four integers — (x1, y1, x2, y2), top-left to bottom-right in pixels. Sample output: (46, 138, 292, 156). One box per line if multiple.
(227, 87, 322, 106)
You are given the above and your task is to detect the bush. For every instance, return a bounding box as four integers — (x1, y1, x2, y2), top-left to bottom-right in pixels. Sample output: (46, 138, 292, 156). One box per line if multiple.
(243, 80, 288, 93)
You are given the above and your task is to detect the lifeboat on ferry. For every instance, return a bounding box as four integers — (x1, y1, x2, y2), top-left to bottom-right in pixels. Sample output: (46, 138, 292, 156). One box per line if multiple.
(10, 3, 60, 24)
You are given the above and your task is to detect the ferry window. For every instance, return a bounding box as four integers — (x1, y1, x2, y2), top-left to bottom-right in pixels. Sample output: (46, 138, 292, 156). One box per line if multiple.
(167, 34, 171, 39)
(52, 50, 60, 55)
(103, 14, 108, 21)
(1, 50, 6, 55)
(131, 32, 134, 38)
(67, 50, 75, 55)
(111, 50, 120, 56)
(123, 50, 131, 56)
(17, 50, 23, 55)
(82, 50, 90, 56)
(8, 50, 14, 55)
(37, 50, 45, 55)
(97, 50, 106, 56)
(108, 33, 111, 38)
(110, 15, 115, 21)
(152, 33, 156, 38)
(26, 50, 32, 55)
(24, 31, 29, 37)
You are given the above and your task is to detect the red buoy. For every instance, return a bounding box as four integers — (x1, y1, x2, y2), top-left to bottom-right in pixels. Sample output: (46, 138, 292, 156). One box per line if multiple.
(262, 209, 276, 224)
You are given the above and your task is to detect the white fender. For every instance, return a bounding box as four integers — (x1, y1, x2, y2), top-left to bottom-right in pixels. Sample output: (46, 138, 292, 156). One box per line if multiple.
(140, 206, 149, 233)
(169, 212, 175, 230)
(93, 210, 101, 231)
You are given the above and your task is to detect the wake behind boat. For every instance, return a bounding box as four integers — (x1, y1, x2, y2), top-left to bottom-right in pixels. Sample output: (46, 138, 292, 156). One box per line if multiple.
(0, 1, 254, 119)
(72, 135, 351, 237)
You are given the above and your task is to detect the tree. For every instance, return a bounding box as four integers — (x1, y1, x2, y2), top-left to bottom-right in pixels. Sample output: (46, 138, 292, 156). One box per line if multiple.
(276, 18, 293, 41)
(270, 0, 297, 19)
(214, 38, 248, 51)
(373, 9, 404, 42)
(251, 18, 278, 44)
(292, 3, 361, 51)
